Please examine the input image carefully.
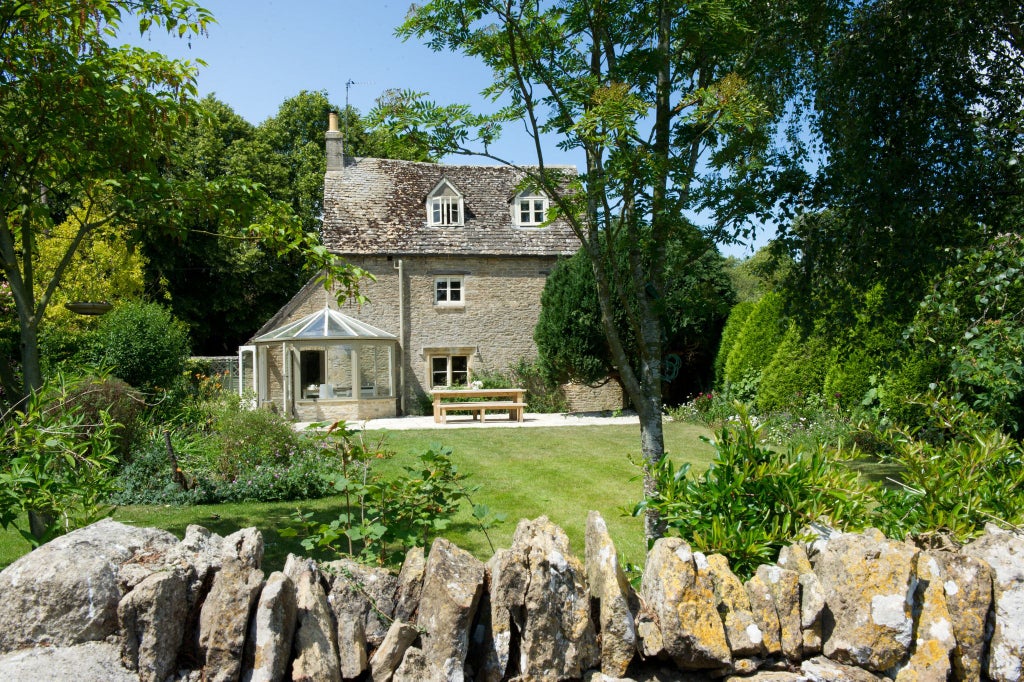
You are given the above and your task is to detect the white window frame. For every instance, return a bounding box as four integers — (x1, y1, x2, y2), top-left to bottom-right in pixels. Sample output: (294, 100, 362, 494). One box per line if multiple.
(427, 179, 464, 227)
(434, 276, 464, 306)
(430, 354, 470, 388)
(514, 192, 549, 227)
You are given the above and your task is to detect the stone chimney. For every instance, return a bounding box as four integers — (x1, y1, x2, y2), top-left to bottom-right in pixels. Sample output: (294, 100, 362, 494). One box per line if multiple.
(326, 111, 344, 171)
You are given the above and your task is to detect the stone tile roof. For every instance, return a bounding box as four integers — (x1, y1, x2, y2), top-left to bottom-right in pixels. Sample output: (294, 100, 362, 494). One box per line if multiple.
(323, 157, 580, 256)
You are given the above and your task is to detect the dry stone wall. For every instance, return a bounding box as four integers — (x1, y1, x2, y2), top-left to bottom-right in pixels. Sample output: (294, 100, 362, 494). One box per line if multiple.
(1, 516, 1022, 682)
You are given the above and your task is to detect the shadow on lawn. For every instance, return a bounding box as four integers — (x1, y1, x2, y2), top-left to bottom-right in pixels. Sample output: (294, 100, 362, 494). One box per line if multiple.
(115, 501, 345, 574)
(114, 500, 498, 574)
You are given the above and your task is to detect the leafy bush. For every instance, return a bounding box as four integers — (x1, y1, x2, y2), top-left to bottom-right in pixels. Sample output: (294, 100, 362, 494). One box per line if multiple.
(204, 396, 306, 478)
(894, 233, 1024, 433)
(90, 301, 191, 391)
(755, 395, 856, 451)
(722, 293, 786, 399)
(821, 284, 903, 412)
(870, 394, 1024, 540)
(637, 404, 876, 578)
(667, 391, 738, 428)
(288, 424, 503, 565)
(111, 423, 333, 506)
(110, 434, 212, 505)
(112, 395, 333, 505)
(0, 373, 121, 545)
(510, 358, 567, 413)
(65, 374, 146, 463)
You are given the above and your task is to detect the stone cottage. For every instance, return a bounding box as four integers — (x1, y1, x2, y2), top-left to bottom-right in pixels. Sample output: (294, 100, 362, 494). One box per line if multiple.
(239, 113, 621, 421)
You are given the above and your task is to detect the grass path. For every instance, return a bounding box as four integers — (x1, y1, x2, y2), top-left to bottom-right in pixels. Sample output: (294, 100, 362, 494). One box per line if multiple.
(0, 421, 714, 572)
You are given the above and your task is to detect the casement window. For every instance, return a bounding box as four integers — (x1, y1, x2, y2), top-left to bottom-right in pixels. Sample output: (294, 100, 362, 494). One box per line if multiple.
(427, 179, 464, 226)
(515, 191, 549, 227)
(434, 276, 464, 305)
(431, 355, 469, 387)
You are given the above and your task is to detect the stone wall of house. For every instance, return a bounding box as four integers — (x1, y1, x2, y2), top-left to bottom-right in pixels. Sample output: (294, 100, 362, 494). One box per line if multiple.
(2, 516, 1022, 682)
(562, 380, 626, 413)
(292, 396, 398, 423)
(282, 254, 558, 414)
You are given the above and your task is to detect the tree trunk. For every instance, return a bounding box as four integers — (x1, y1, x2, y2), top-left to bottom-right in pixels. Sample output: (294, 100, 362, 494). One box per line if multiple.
(28, 509, 54, 543)
(636, 375, 666, 541)
(19, 318, 42, 398)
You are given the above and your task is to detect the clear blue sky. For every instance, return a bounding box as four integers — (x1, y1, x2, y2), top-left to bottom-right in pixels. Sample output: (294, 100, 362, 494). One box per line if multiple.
(127, 0, 766, 256)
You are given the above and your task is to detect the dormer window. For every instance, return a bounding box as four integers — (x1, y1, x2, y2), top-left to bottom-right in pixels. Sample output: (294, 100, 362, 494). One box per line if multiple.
(427, 179, 464, 227)
(515, 190, 549, 227)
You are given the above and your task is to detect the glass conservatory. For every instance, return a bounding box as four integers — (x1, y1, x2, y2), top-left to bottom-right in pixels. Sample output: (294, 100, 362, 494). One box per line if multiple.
(240, 307, 398, 422)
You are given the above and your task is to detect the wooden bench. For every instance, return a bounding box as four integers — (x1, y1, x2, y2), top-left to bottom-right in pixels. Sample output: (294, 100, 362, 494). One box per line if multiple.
(431, 388, 527, 424)
(436, 401, 527, 424)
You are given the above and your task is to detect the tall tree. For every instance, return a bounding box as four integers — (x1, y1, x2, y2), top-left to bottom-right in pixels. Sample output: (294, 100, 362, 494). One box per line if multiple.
(535, 236, 735, 399)
(0, 3, 365, 397)
(139, 95, 316, 354)
(397, 0, 829, 538)
(140, 92, 435, 354)
(781, 0, 1024, 329)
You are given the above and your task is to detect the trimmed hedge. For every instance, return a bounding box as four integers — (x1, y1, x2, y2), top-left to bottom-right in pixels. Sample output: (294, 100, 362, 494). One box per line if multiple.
(756, 325, 829, 413)
(722, 293, 786, 396)
(713, 300, 756, 386)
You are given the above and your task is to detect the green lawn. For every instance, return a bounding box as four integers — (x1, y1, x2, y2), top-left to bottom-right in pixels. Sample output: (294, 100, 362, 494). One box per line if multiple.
(0, 421, 715, 573)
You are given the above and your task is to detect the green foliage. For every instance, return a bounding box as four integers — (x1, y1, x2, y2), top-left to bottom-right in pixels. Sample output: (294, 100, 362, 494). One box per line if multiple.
(89, 302, 190, 391)
(821, 284, 904, 411)
(637, 404, 876, 578)
(870, 395, 1024, 540)
(723, 293, 786, 398)
(473, 359, 567, 413)
(510, 358, 568, 414)
(667, 391, 738, 430)
(289, 424, 502, 565)
(536, 241, 735, 396)
(140, 91, 433, 355)
(713, 301, 756, 387)
(0, 373, 121, 545)
(0, 0, 213, 394)
(535, 251, 608, 386)
(896, 233, 1024, 433)
(782, 0, 1024, 330)
(722, 246, 791, 304)
(756, 325, 829, 413)
(755, 395, 856, 452)
(139, 94, 318, 354)
(1, 7, 372, 390)
(64, 374, 145, 463)
(112, 397, 333, 505)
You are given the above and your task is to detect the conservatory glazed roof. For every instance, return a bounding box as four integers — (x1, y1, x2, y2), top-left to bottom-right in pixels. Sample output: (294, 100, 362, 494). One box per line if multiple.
(253, 308, 396, 343)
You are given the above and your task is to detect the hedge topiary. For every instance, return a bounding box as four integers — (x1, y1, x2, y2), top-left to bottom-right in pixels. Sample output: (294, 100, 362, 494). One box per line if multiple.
(756, 325, 829, 413)
(722, 292, 786, 396)
(713, 300, 756, 387)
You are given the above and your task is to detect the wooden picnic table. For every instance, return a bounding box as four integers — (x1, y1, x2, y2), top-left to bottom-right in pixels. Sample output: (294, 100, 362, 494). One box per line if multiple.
(431, 388, 527, 423)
